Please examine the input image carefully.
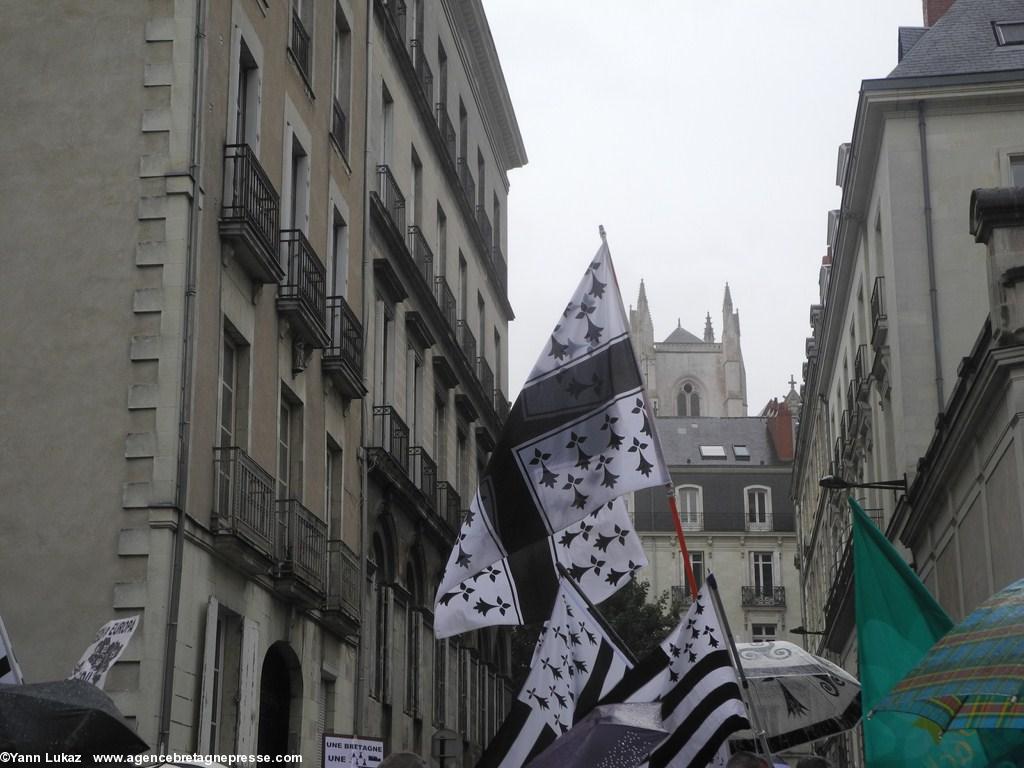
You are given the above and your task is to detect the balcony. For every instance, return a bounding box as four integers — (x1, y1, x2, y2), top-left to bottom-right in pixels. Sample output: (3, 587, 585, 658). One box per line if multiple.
(278, 230, 329, 348)
(457, 157, 476, 212)
(491, 244, 508, 298)
(410, 39, 433, 103)
(219, 144, 283, 284)
(322, 295, 365, 400)
(376, 164, 406, 235)
(741, 586, 786, 609)
(383, 0, 406, 40)
(275, 498, 327, 602)
(289, 11, 312, 86)
(840, 409, 850, 450)
(331, 99, 348, 156)
(854, 344, 870, 396)
(871, 276, 888, 349)
(324, 539, 360, 634)
(475, 205, 493, 251)
(407, 226, 435, 287)
(671, 585, 696, 608)
(409, 446, 437, 509)
(477, 356, 494, 400)
(371, 405, 410, 475)
(433, 274, 457, 333)
(213, 447, 277, 574)
(436, 104, 457, 165)
(457, 319, 477, 365)
(436, 481, 461, 531)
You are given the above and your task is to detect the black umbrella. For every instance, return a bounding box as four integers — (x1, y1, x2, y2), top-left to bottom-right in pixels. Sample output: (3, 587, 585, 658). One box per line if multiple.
(527, 702, 667, 768)
(0, 680, 149, 755)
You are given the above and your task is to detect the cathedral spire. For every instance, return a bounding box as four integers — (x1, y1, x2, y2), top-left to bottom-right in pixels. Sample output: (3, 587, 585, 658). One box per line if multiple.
(637, 279, 649, 312)
(704, 312, 714, 342)
(723, 282, 733, 314)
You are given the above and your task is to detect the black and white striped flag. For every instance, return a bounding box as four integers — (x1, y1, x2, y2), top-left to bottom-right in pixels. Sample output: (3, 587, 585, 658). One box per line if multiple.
(602, 576, 750, 768)
(477, 577, 634, 768)
(0, 613, 23, 685)
(434, 242, 668, 639)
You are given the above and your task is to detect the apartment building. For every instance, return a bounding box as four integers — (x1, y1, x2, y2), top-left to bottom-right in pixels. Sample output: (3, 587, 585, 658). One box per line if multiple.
(791, 0, 1024, 763)
(0, 0, 524, 763)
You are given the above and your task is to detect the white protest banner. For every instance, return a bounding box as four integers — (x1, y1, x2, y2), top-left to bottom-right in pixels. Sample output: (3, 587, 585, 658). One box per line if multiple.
(323, 734, 384, 768)
(69, 615, 140, 689)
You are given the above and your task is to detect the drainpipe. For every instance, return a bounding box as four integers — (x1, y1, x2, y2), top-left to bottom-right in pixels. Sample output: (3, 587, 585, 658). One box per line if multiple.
(157, 0, 207, 752)
(354, 0, 374, 738)
(918, 101, 945, 409)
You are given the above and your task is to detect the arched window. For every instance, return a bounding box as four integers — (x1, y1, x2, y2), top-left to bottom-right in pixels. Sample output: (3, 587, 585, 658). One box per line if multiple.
(675, 485, 703, 530)
(744, 485, 772, 531)
(677, 382, 701, 416)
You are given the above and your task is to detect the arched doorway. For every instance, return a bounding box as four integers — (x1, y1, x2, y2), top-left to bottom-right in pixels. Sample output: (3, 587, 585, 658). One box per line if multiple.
(257, 642, 301, 757)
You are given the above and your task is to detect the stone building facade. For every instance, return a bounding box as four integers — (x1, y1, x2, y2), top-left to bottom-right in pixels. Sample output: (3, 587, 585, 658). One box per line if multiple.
(0, 0, 523, 763)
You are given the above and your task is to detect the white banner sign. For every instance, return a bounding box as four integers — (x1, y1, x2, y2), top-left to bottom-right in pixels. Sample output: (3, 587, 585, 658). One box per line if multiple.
(323, 735, 384, 768)
(69, 615, 139, 689)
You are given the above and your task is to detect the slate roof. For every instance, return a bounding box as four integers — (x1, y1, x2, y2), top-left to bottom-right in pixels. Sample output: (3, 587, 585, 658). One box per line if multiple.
(655, 417, 785, 466)
(890, 0, 1024, 79)
(898, 26, 928, 61)
(662, 326, 703, 344)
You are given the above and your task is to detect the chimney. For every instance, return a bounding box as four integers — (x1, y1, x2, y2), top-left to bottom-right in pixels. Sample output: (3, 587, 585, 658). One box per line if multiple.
(765, 399, 795, 462)
(970, 187, 1024, 345)
(923, 0, 955, 26)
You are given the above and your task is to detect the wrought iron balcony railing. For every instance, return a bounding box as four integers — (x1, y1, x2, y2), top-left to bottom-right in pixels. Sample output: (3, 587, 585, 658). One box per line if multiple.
(410, 39, 433, 103)
(323, 295, 364, 398)
(289, 11, 312, 84)
(278, 230, 328, 346)
(871, 275, 888, 349)
(220, 144, 281, 282)
(457, 157, 475, 212)
(671, 584, 696, 608)
(326, 538, 360, 619)
(372, 405, 410, 475)
(383, 0, 407, 39)
(457, 319, 477, 365)
(436, 481, 461, 530)
(741, 586, 786, 608)
(433, 275, 457, 333)
(213, 446, 277, 561)
(436, 104, 457, 165)
(407, 225, 435, 287)
(276, 498, 327, 594)
(475, 205, 493, 250)
(331, 98, 348, 155)
(854, 344, 870, 392)
(409, 446, 437, 509)
(376, 164, 406, 234)
(477, 356, 494, 400)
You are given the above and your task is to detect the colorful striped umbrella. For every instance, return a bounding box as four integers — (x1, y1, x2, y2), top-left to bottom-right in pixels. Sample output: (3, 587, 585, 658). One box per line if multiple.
(873, 577, 1024, 734)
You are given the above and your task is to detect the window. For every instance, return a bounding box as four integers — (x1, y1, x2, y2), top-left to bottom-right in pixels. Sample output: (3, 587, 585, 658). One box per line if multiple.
(374, 298, 394, 404)
(752, 551, 775, 596)
(234, 40, 259, 146)
(434, 637, 447, 725)
(406, 346, 423, 443)
(288, 135, 309, 231)
(331, 6, 351, 153)
(438, 41, 448, 109)
(456, 427, 469, 501)
(494, 330, 502, 396)
(677, 382, 701, 416)
(411, 147, 423, 228)
(1012, 155, 1024, 187)
(492, 194, 501, 251)
(317, 677, 335, 766)
(994, 20, 1024, 45)
(671, 551, 705, 604)
(733, 444, 750, 460)
(477, 295, 486, 366)
(746, 486, 772, 531)
(699, 445, 726, 460)
(330, 209, 348, 298)
(434, 396, 448, 481)
(219, 337, 238, 449)
(278, 390, 303, 501)
(371, 539, 391, 701)
(436, 204, 447, 275)
(458, 253, 468, 320)
(289, 0, 313, 83)
(405, 608, 421, 716)
(326, 439, 343, 537)
(676, 485, 702, 530)
(690, 551, 705, 592)
(458, 99, 468, 162)
(198, 599, 244, 753)
(208, 615, 226, 749)
(476, 150, 486, 210)
(457, 646, 468, 736)
(752, 624, 776, 643)
(381, 83, 394, 165)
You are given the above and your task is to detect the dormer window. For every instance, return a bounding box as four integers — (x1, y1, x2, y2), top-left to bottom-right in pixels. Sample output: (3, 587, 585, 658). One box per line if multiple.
(994, 21, 1024, 46)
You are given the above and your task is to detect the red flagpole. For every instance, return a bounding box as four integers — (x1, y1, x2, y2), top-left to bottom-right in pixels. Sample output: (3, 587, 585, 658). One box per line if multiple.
(667, 487, 699, 598)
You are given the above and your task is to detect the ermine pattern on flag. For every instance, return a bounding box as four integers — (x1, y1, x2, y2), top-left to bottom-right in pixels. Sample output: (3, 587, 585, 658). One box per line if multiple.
(477, 578, 634, 768)
(434, 245, 668, 638)
(601, 579, 750, 768)
(434, 498, 647, 637)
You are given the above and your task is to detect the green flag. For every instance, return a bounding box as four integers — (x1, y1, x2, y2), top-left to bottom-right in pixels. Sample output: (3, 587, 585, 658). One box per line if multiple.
(852, 497, 968, 767)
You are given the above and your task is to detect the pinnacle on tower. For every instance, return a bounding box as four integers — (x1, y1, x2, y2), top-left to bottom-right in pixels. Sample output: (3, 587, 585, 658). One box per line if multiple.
(723, 282, 733, 313)
(704, 312, 714, 342)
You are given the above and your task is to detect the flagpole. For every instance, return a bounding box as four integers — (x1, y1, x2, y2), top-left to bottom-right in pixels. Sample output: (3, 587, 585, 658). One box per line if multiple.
(707, 574, 774, 762)
(599, 225, 699, 599)
(556, 562, 639, 665)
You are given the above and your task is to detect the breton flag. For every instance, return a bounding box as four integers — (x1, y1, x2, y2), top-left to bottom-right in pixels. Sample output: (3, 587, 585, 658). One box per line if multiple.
(434, 242, 669, 638)
(602, 575, 750, 768)
(477, 577, 634, 768)
(0, 613, 23, 685)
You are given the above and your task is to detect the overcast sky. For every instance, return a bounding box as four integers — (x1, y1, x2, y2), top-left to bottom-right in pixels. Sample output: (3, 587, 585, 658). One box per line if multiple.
(483, 0, 924, 412)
